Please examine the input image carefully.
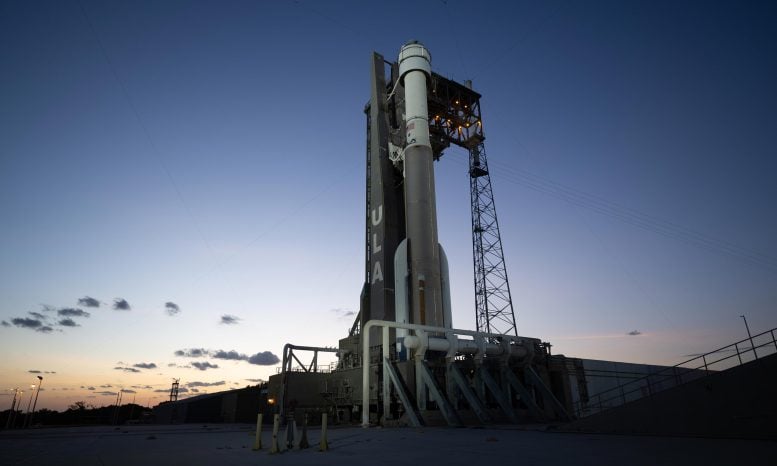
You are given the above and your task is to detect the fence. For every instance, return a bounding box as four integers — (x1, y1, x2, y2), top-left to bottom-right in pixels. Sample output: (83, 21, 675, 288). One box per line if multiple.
(573, 326, 777, 418)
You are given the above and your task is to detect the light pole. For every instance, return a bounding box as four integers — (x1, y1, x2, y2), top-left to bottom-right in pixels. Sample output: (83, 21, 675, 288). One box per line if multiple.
(9, 389, 23, 428)
(740, 315, 757, 360)
(23, 384, 35, 428)
(29, 376, 43, 428)
(4, 388, 19, 429)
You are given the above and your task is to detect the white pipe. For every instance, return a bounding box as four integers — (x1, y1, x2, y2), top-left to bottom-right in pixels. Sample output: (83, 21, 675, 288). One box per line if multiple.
(361, 319, 535, 427)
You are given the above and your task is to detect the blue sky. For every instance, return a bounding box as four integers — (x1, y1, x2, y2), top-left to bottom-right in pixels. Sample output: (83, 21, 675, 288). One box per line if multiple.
(1, 0, 775, 409)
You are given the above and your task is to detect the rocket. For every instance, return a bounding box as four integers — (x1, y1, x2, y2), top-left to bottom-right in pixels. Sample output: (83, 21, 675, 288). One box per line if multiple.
(394, 41, 453, 358)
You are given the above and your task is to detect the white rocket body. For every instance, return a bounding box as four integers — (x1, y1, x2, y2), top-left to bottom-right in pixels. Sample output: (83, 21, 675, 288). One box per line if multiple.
(394, 42, 452, 359)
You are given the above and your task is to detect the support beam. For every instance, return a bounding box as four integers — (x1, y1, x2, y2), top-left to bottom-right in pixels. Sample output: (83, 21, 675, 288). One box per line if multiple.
(524, 366, 571, 421)
(477, 365, 517, 423)
(417, 360, 461, 427)
(448, 363, 491, 423)
(502, 368, 545, 421)
(383, 358, 422, 427)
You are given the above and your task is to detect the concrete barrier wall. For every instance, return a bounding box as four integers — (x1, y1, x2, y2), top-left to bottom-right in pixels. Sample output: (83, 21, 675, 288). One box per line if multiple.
(563, 352, 777, 439)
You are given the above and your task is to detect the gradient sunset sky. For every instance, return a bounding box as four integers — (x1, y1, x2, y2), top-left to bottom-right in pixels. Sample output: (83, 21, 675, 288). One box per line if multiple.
(1, 0, 775, 411)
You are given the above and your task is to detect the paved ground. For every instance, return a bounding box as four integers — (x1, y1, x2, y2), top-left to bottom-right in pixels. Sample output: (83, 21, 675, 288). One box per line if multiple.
(1, 424, 774, 465)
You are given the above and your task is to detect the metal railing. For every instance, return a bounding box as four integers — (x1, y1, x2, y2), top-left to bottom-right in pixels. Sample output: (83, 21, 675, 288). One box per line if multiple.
(573, 326, 777, 418)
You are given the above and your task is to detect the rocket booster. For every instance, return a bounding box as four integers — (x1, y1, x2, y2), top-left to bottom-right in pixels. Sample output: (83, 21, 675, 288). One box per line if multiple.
(398, 41, 445, 330)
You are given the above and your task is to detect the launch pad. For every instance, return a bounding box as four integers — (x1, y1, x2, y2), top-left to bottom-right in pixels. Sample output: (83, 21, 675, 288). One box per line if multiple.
(268, 41, 573, 427)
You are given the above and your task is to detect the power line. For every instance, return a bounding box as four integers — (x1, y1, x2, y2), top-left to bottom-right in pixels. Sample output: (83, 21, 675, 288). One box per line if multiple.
(445, 151, 777, 274)
(77, 1, 214, 255)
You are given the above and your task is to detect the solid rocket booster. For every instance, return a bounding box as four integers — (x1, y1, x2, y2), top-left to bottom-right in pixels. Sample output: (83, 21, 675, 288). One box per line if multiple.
(398, 41, 445, 329)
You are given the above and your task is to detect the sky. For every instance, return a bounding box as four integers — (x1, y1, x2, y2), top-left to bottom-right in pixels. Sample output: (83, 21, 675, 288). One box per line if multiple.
(1, 0, 775, 411)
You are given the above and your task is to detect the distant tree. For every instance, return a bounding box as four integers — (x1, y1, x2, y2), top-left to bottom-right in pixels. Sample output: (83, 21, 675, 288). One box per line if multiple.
(68, 401, 94, 411)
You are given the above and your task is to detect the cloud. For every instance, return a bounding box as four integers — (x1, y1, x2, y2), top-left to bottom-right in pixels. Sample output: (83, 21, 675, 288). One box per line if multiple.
(186, 381, 225, 387)
(37, 325, 54, 333)
(165, 302, 180, 316)
(174, 348, 209, 358)
(97, 391, 117, 396)
(131, 385, 153, 390)
(29, 311, 47, 320)
(628, 330, 642, 336)
(1, 320, 9, 327)
(99, 384, 112, 388)
(191, 362, 219, 371)
(121, 389, 137, 394)
(330, 308, 356, 320)
(132, 362, 157, 369)
(245, 378, 265, 383)
(154, 387, 189, 393)
(174, 348, 279, 367)
(220, 314, 240, 325)
(78, 296, 101, 308)
(114, 367, 141, 373)
(12, 317, 42, 329)
(190, 388, 199, 393)
(87, 386, 95, 390)
(58, 318, 79, 327)
(28, 370, 42, 374)
(112, 298, 131, 311)
(248, 351, 280, 366)
(211, 350, 245, 361)
(58, 308, 91, 318)
(45, 371, 56, 374)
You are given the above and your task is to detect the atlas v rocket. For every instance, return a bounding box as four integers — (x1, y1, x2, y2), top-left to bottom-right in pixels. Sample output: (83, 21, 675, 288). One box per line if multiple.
(395, 41, 452, 332)
(361, 41, 453, 358)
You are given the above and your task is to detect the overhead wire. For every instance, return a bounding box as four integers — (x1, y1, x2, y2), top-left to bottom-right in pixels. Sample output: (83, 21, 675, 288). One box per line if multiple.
(77, 1, 214, 255)
(444, 150, 777, 274)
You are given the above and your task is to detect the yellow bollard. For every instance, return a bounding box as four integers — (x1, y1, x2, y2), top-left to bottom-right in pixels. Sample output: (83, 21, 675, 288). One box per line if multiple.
(252, 413, 263, 451)
(319, 413, 329, 452)
(270, 414, 280, 454)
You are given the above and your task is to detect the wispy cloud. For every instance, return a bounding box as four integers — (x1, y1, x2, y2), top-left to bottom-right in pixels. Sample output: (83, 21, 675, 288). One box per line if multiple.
(58, 308, 91, 318)
(191, 361, 219, 371)
(58, 318, 79, 327)
(121, 389, 137, 394)
(112, 298, 131, 311)
(174, 348, 209, 358)
(165, 302, 180, 316)
(154, 387, 189, 393)
(211, 350, 244, 361)
(1, 320, 9, 327)
(97, 391, 117, 396)
(78, 296, 101, 308)
(29, 311, 47, 320)
(11, 317, 53, 333)
(132, 362, 157, 369)
(28, 370, 42, 374)
(114, 367, 141, 373)
(245, 378, 265, 383)
(187, 381, 225, 387)
(551, 333, 649, 341)
(330, 308, 356, 320)
(220, 314, 240, 325)
(174, 348, 279, 366)
(99, 384, 112, 388)
(628, 330, 642, 336)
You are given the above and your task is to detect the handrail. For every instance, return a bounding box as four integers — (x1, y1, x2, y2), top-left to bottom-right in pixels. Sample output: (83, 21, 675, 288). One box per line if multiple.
(573, 326, 777, 418)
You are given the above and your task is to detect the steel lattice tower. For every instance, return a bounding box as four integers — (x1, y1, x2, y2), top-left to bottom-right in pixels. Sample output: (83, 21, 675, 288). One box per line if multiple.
(468, 140, 517, 336)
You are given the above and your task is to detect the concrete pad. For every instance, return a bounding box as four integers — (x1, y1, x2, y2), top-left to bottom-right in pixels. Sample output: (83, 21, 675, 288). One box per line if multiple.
(1, 424, 774, 465)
